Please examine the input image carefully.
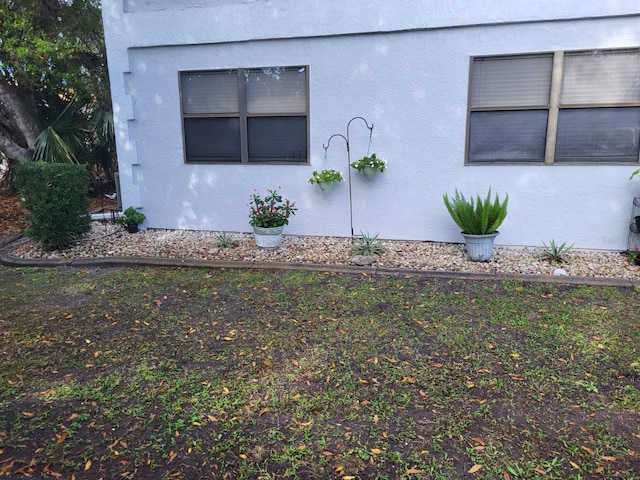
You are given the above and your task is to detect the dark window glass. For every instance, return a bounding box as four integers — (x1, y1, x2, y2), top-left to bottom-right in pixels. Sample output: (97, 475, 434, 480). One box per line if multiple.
(248, 116, 307, 162)
(555, 108, 640, 162)
(468, 110, 548, 162)
(184, 117, 241, 162)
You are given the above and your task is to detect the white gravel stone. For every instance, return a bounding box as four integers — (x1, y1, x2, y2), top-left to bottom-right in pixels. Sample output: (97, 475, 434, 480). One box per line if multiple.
(8, 224, 640, 280)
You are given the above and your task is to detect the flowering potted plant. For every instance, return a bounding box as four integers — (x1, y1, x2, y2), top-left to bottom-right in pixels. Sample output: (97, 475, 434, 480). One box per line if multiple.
(308, 169, 344, 191)
(248, 188, 297, 249)
(350, 153, 386, 177)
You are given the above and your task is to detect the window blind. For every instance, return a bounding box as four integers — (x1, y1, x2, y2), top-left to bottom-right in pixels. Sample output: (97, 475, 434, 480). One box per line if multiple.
(471, 55, 553, 108)
(561, 50, 640, 105)
(246, 67, 307, 114)
(181, 71, 239, 114)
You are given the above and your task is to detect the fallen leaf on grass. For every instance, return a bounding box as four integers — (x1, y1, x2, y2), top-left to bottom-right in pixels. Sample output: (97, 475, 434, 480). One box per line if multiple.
(569, 461, 580, 469)
(468, 464, 482, 474)
(84, 460, 92, 471)
(581, 445, 595, 455)
(406, 468, 422, 474)
(601, 456, 616, 461)
(533, 467, 547, 475)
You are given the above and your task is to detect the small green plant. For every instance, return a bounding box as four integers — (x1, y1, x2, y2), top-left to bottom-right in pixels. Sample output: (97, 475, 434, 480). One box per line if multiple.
(308, 169, 344, 184)
(350, 153, 386, 173)
(122, 206, 146, 225)
(14, 161, 91, 248)
(443, 188, 508, 235)
(539, 240, 574, 264)
(214, 231, 237, 248)
(630, 169, 640, 180)
(629, 245, 639, 263)
(249, 188, 297, 228)
(351, 231, 386, 256)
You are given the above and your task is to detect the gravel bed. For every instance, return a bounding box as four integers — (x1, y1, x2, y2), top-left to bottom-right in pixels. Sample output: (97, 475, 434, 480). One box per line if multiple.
(8, 223, 640, 279)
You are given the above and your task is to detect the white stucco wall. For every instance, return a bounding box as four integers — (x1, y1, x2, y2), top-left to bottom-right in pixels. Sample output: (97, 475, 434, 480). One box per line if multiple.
(102, 0, 640, 250)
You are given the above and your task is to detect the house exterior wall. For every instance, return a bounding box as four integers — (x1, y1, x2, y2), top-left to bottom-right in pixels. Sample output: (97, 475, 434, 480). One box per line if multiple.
(102, 0, 640, 250)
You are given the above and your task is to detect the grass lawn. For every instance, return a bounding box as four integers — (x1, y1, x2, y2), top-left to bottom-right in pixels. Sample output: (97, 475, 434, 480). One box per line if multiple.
(0, 265, 639, 479)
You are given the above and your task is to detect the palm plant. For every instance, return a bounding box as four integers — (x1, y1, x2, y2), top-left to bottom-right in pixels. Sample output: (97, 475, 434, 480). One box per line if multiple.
(34, 94, 117, 181)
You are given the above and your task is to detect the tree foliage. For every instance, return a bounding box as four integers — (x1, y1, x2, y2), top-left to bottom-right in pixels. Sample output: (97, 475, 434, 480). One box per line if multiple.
(0, 0, 115, 186)
(1, 0, 109, 103)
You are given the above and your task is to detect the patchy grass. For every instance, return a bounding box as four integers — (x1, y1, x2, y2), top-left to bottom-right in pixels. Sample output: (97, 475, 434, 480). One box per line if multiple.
(0, 266, 639, 479)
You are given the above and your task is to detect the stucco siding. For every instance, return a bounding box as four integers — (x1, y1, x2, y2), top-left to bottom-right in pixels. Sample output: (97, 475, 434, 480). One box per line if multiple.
(102, 1, 640, 249)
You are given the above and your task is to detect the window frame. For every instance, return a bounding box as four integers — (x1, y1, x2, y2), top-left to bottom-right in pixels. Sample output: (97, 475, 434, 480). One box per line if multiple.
(179, 66, 310, 165)
(466, 48, 640, 165)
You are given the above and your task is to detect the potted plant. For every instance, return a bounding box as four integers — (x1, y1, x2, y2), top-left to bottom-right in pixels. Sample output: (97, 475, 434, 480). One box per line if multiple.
(443, 188, 508, 262)
(350, 153, 386, 177)
(308, 169, 344, 191)
(248, 188, 297, 249)
(122, 206, 146, 233)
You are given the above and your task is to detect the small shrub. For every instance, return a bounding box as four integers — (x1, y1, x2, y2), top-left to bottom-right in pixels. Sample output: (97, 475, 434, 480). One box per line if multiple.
(214, 232, 238, 248)
(352, 232, 386, 256)
(539, 240, 574, 264)
(122, 206, 146, 225)
(14, 161, 90, 248)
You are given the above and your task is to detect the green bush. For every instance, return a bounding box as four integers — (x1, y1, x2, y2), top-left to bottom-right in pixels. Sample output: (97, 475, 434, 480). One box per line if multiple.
(15, 161, 91, 248)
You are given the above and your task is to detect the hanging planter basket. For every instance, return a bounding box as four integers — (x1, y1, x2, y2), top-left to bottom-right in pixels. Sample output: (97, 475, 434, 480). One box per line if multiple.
(309, 169, 343, 192)
(362, 166, 377, 177)
(318, 181, 335, 191)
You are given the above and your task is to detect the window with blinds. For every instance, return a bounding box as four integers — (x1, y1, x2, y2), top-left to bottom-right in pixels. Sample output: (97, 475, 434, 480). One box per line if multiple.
(180, 66, 309, 163)
(467, 49, 640, 164)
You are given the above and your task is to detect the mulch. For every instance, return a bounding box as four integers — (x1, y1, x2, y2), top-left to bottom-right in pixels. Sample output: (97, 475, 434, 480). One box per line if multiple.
(0, 195, 27, 245)
(0, 194, 118, 248)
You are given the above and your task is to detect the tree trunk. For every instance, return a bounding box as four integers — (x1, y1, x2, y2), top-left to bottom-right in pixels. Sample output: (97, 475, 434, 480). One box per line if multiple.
(0, 82, 42, 154)
(0, 81, 42, 186)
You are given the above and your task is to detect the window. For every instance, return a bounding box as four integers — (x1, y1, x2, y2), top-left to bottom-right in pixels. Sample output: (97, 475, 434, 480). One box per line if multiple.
(467, 49, 640, 164)
(180, 66, 308, 163)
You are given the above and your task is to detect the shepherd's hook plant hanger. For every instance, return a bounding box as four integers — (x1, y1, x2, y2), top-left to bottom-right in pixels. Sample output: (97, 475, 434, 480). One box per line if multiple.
(322, 116, 374, 236)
